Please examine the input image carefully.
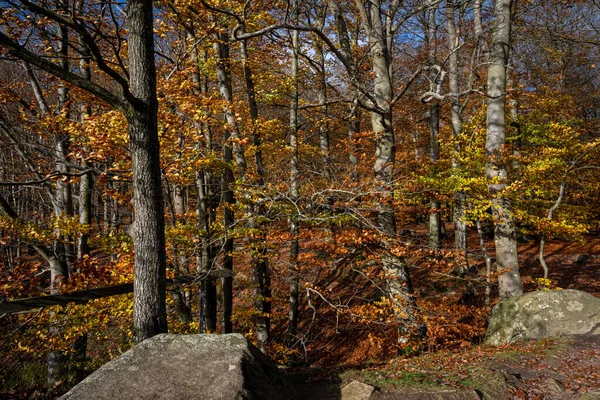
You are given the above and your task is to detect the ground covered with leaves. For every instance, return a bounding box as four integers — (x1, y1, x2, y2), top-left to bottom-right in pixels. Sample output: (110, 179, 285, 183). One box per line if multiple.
(339, 334, 599, 399)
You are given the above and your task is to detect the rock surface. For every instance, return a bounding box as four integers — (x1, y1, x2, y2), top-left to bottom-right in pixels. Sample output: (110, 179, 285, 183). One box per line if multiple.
(485, 289, 600, 346)
(60, 334, 296, 400)
(341, 380, 377, 399)
(579, 390, 600, 400)
(371, 388, 481, 399)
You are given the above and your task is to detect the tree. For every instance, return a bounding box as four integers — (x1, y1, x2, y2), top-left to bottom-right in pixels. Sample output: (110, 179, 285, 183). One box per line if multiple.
(0, 0, 168, 341)
(485, 0, 523, 299)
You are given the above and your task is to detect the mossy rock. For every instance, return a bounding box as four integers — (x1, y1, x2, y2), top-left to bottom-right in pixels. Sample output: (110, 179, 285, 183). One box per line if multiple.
(485, 290, 600, 346)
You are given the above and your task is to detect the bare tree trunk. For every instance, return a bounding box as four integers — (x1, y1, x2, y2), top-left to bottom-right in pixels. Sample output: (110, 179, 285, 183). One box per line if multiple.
(348, 98, 360, 182)
(127, 0, 168, 342)
(315, 41, 331, 181)
(171, 182, 192, 323)
(476, 220, 493, 307)
(171, 130, 192, 323)
(353, 0, 423, 344)
(426, 1, 441, 251)
(213, 34, 247, 333)
(48, 4, 72, 385)
(486, 0, 523, 299)
(192, 45, 218, 333)
(286, 9, 300, 346)
(77, 49, 92, 260)
(447, 0, 468, 273)
(240, 37, 271, 352)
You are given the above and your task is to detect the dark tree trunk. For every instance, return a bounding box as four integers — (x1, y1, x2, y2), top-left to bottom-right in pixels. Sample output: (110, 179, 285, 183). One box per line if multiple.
(213, 35, 247, 334)
(241, 37, 271, 351)
(191, 45, 218, 333)
(127, 0, 168, 342)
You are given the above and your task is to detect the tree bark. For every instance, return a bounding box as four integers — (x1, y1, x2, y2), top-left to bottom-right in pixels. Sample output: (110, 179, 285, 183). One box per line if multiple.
(486, 0, 523, 299)
(353, 0, 422, 344)
(212, 34, 247, 333)
(127, 0, 168, 342)
(286, 9, 300, 346)
(192, 45, 218, 333)
(240, 36, 271, 352)
(77, 49, 93, 260)
(48, 2, 72, 384)
(447, 0, 468, 272)
(426, 1, 441, 251)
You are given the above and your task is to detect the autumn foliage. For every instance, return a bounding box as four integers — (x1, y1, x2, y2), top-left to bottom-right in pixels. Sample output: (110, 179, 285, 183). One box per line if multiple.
(0, 0, 599, 398)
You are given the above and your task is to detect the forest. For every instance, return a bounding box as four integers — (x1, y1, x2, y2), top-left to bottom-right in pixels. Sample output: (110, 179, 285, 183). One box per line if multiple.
(0, 0, 599, 397)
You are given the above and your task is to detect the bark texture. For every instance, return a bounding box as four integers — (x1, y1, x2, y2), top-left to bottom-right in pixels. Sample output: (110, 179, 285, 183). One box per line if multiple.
(447, 0, 468, 271)
(127, 0, 168, 342)
(485, 0, 523, 299)
(241, 37, 271, 351)
(286, 13, 300, 346)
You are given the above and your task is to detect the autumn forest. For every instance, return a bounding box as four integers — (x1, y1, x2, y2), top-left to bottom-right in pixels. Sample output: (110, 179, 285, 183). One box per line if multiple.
(0, 0, 599, 397)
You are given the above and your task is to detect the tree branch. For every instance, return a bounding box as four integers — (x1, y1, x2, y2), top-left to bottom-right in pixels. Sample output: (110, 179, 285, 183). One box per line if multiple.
(0, 32, 126, 111)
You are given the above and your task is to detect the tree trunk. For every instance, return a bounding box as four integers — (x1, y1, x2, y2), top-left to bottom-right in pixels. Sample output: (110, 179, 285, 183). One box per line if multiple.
(77, 50, 93, 260)
(213, 35, 247, 333)
(127, 0, 168, 342)
(315, 42, 331, 181)
(240, 37, 271, 352)
(426, 1, 441, 251)
(486, 0, 523, 299)
(447, 0, 468, 272)
(348, 98, 360, 182)
(358, 2, 422, 344)
(192, 45, 218, 333)
(49, 5, 72, 385)
(286, 13, 300, 347)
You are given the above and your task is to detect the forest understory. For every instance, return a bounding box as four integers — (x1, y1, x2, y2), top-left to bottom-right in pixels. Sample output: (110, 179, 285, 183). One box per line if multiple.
(2, 225, 599, 399)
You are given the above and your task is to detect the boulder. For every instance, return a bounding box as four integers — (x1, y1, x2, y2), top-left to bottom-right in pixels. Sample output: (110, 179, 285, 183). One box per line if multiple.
(60, 334, 297, 400)
(485, 289, 600, 346)
(579, 390, 600, 400)
(341, 380, 377, 399)
(372, 388, 481, 399)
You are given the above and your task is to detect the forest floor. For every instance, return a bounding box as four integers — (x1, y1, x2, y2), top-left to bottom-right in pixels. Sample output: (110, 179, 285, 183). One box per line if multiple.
(290, 333, 600, 399)
(286, 229, 600, 399)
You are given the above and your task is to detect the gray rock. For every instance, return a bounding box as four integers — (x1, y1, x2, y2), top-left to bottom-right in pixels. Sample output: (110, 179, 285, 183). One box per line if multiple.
(542, 377, 567, 399)
(372, 388, 481, 399)
(341, 381, 377, 400)
(60, 334, 296, 400)
(485, 290, 600, 346)
(579, 390, 600, 400)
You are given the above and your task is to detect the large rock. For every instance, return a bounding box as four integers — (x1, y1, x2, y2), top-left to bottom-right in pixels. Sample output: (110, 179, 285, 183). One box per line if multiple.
(60, 334, 297, 400)
(485, 289, 600, 346)
(341, 381, 377, 399)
